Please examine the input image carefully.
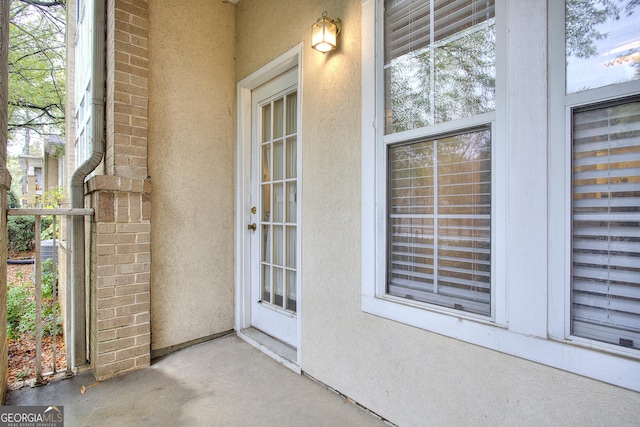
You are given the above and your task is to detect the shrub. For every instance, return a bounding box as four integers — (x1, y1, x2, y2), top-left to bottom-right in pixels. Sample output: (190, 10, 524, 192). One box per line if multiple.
(8, 215, 35, 252)
(7, 283, 30, 340)
(36, 258, 56, 299)
(7, 215, 54, 253)
(18, 300, 62, 337)
(40, 216, 56, 240)
(8, 191, 20, 208)
(43, 186, 64, 208)
(7, 259, 62, 340)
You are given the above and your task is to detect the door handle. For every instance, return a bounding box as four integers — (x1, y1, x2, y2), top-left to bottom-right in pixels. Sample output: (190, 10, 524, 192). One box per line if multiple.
(247, 223, 257, 231)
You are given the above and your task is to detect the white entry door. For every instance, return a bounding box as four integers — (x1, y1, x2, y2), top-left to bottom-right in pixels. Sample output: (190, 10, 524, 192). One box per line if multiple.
(248, 67, 299, 348)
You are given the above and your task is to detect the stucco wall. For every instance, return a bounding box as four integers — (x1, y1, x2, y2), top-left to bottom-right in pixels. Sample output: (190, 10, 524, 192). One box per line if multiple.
(148, 1, 236, 351)
(234, 0, 640, 425)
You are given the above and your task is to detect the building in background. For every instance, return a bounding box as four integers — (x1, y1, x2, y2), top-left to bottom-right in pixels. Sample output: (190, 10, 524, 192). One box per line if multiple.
(18, 135, 64, 207)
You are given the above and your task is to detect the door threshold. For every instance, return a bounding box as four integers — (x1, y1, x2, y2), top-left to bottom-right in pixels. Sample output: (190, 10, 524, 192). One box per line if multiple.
(238, 327, 300, 374)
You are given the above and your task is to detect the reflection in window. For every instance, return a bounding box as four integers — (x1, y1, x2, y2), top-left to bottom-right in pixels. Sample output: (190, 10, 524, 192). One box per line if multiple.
(566, 0, 640, 93)
(384, 0, 496, 134)
(571, 97, 640, 349)
(387, 127, 492, 316)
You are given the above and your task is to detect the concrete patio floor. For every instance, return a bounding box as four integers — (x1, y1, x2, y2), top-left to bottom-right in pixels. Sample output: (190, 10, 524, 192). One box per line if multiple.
(5, 334, 389, 426)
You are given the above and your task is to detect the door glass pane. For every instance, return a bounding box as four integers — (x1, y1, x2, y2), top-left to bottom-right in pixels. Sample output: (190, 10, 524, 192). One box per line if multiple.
(566, 0, 640, 93)
(261, 104, 271, 142)
(262, 264, 271, 302)
(273, 225, 283, 266)
(287, 182, 297, 223)
(274, 98, 284, 138)
(262, 145, 271, 182)
(274, 183, 284, 222)
(256, 88, 299, 314)
(286, 137, 297, 179)
(286, 92, 297, 134)
(286, 226, 296, 268)
(261, 184, 271, 222)
(274, 140, 283, 180)
(274, 267, 284, 307)
(261, 225, 271, 263)
(286, 270, 297, 313)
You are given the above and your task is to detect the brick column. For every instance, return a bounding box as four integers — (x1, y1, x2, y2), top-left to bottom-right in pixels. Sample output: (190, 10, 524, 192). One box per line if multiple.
(0, 0, 10, 403)
(87, 0, 151, 380)
(105, 0, 148, 178)
(87, 176, 151, 379)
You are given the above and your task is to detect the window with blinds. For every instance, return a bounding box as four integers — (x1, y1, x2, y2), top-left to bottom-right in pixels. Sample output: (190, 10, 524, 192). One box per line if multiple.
(384, 0, 495, 133)
(388, 127, 491, 316)
(571, 97, 640, 350)
(383, 0, 494, 316)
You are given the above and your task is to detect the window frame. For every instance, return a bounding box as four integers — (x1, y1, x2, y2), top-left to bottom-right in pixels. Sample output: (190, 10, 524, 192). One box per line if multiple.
(74, 0, 93, 167)
(362, 0, 640, 392)
(379, 116, 498, 321)
(547, 0, 640, 359)
(385, 124, 494, 318)
(363, 0, 506, 330)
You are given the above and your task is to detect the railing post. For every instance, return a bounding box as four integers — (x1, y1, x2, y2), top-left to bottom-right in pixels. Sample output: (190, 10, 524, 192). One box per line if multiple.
(34, 215, 44, 386)
(71, 213, 86, 367)
(52, 215, 57, 374)
(65, 214, 74, 377)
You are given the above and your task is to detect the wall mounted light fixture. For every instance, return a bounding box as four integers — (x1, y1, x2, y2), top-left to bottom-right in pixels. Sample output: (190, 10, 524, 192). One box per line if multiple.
(311, 12, 342, 53)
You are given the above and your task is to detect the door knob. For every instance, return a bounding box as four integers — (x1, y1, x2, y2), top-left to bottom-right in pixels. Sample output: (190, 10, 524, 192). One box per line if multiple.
(247, 223, 257, 231)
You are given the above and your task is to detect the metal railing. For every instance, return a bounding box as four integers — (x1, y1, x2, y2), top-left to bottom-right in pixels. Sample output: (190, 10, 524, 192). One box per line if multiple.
(7, 208, 93, 385)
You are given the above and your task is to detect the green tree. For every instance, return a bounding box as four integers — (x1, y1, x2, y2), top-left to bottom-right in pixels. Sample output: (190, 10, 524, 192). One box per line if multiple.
(566, 0, 620, 59)
(386, 21, 495, 134)
(567, 0, 640, 81)
(8, 0, 65, 144)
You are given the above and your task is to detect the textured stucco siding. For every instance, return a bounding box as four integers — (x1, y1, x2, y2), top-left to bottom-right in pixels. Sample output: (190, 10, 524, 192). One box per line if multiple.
(148, 0, 236, 351)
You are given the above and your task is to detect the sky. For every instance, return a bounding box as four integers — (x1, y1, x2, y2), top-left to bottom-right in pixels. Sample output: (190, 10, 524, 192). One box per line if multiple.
(567, 2, 640, 93)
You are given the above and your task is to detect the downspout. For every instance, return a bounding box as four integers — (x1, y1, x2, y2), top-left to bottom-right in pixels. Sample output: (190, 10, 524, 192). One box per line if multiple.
(69, 0, 105, 368)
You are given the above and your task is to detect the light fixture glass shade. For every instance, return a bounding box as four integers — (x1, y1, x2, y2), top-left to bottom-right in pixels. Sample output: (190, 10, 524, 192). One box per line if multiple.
(312, 14, 339, 53)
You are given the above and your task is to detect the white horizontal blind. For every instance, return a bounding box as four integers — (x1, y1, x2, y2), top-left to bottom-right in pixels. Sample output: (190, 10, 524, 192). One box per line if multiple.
(572, 97, 640, 350)
(384, 0, 495, 64)
(388, 128, 491, 316)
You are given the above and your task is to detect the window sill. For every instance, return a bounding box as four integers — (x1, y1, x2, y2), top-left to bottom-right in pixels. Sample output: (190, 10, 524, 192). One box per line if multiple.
(362, 294, 640, 392)
(372, 293, 502, 328)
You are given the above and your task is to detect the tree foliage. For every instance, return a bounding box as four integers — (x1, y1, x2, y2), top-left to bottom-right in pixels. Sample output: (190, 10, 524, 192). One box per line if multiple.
(566, 0, 620, 59)
(566, 0, 640, 80)
(386, 21, 495, 134)
(8, 0, 66, 139)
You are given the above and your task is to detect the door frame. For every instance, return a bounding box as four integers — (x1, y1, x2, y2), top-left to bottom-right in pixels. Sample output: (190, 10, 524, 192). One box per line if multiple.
(235, 44, 303, 371)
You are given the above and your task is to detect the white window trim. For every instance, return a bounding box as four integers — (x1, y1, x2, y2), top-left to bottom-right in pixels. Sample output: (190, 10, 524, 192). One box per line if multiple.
(361, 0, 640, 392)
(548, 1, 640, 358)
(377, 114, 498, 322)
